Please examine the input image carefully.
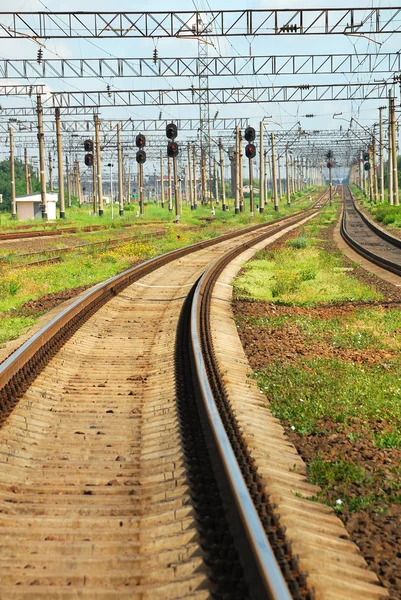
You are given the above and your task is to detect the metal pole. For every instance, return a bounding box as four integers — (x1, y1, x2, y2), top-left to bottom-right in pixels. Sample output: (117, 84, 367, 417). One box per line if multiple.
(9, 127, 16, 219)
(139, 162, 144, 217)
(117, 123, 124, 216)
(239, 133, 244, 212)
(66, 156, 71, 208)
(24, 147, 31, 195)
(271, 133, 278, 211)
(388, 92, 393, 204)
(36, 95, 47, 219)
(48, 152, 53, 192)
(259, 121, 265, 213)
(391, 92, 399, 206)
(160, 150, 165, 208)
(329, 166, 333, 206)
(219, 138, 226, 211)
(193, 147, 198, 209)
(368, 146, 374, 202)
(76, 160, 82, 206)
(173, 155, 180, 222)
(277, 153, 282, 200)
(92, 142, 97, 215)
(286, 145, 291, 205)
(372, 135, 378, 204)
(94, 114, 103, 215)
(55, 108, 65, 218)
(213, 158, 218, 209)
(168, 156, 173, 211)
(188, 144, 193, 209)
(379, 107, 385, 203)
(235, 126, 240, 214)
(249, 156, 254, 217)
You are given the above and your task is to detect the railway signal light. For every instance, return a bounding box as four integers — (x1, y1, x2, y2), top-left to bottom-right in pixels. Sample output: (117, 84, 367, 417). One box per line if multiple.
(84, 139, 93, 152)
(363, 150, 370, 171)
(245, 143, 257, 159)
(167, 141, 179, 158)
(363, 151, 370, 162)
(327, 161, 333, 168)
(364, 163, 371, 171)
(166, 123, 178, 140)
(136, 149, 147, 164)
(244, 126, 256, 142)
(84, 154, 94, 167)
(136, 133, 146, 148)
(84, 139, 94, 167)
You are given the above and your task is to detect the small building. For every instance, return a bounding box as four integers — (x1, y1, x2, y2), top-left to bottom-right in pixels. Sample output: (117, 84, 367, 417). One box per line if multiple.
(16, 193, 58, 221)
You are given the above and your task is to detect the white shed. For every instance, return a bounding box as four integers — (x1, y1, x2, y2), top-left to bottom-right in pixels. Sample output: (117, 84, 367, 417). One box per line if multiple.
(16, 193, 58, 221)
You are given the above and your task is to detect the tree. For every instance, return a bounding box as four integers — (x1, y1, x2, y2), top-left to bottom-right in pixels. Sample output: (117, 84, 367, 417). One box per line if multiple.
(0, 158, 40, 212)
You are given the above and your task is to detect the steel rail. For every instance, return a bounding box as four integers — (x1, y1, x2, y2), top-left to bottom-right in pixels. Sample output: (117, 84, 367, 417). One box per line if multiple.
(341, 186, 401, 276)
(189, 201, 326, 598)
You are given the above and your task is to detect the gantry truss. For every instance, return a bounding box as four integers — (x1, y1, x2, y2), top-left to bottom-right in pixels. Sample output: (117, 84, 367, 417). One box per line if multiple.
(2, 53, 401, 79)
(46, 82, 395, 108)
(0, 118, 251, 134)
(0, 85, 45, 95)
(0, 8, 401, 38)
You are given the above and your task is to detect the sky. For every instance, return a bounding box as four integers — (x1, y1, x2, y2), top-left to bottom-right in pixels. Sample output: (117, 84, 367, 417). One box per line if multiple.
(0, 0, 400, 179)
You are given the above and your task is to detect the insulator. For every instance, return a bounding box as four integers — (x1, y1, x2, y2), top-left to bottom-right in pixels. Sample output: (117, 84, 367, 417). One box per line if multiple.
(153, 48, 158, 64)
(37, 48, 43, 64)
(107, 85, 111, 98)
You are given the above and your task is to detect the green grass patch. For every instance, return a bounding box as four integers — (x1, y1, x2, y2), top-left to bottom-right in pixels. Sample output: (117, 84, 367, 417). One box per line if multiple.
(234, 202, 381, 305)
(308, 455, 369, 487)
(0, 315, 37, 344)
(253, 357, 401, 434)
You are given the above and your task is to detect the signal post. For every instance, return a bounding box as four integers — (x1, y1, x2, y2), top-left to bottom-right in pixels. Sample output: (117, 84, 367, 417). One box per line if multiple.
(135, 133, 146, 217)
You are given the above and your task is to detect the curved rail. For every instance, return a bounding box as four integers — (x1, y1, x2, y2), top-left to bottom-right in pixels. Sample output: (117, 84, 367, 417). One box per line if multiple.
(340, 186, 401, 277)
(188, 212, 321, 599)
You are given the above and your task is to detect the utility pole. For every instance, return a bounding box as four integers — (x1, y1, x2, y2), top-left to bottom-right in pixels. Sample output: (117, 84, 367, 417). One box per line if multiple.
(201, 149, 207, 205)
(277, 153, 282, 200)
(388, 92, 394, 205)
(187, 144, 193, 209)
(66, 156, 71, 208)
(286, 145, 291, 205)
(235, 125, 240, 214)
(219, 138, 226, 211)
(379, 106, 385, 203)
(173, 153, 180, 222)
(213, 158, 218, 210)
(9, 126, 16, 218)
(390, 90, 399, 205)
(239, 133, 244, 212)
(372, 135, 378, 204)
(94, 113, 103, 215)
(248, 151, 254, 217)
(75, 160, 82, 206)
(55, 108, 65, 218)
(271, 133, 278, 211)
(168, 155, 173, 211)
(259, 121, 264, 213)
(193, 146, 198, 210)
(36, 95, 47, 219)
(24, 147, 31, 195)
(92, 145, 97, 215)
(368, 146, 374, 202)
(48, 152, 53, 192)
(117, 123, 124, 216)
(160, 150, 165, 208)
(138, 161, 144, 217)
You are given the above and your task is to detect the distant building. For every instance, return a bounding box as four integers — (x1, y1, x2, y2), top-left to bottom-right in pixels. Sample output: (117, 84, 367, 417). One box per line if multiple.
(16, 193, 58, 221)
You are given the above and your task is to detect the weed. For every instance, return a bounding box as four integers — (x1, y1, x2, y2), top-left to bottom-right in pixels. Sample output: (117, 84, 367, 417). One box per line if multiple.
(373, 431, 401, 449)
(308, 455, 368, 487)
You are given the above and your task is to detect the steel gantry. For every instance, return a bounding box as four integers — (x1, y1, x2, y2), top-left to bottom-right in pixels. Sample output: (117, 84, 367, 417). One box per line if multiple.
(2, 53, 401, 79)
(0, 8, 401, 38)
(46, 81, 395, 108)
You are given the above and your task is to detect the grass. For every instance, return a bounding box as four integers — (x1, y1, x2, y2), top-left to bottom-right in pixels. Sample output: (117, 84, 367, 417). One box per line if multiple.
(233, 203, 381, 305)
(351, 184, 401, 229)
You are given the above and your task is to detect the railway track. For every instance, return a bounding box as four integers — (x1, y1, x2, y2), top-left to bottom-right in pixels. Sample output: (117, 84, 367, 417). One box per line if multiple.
(0, 199, 330, 599)
(341, 186, 401, 275)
